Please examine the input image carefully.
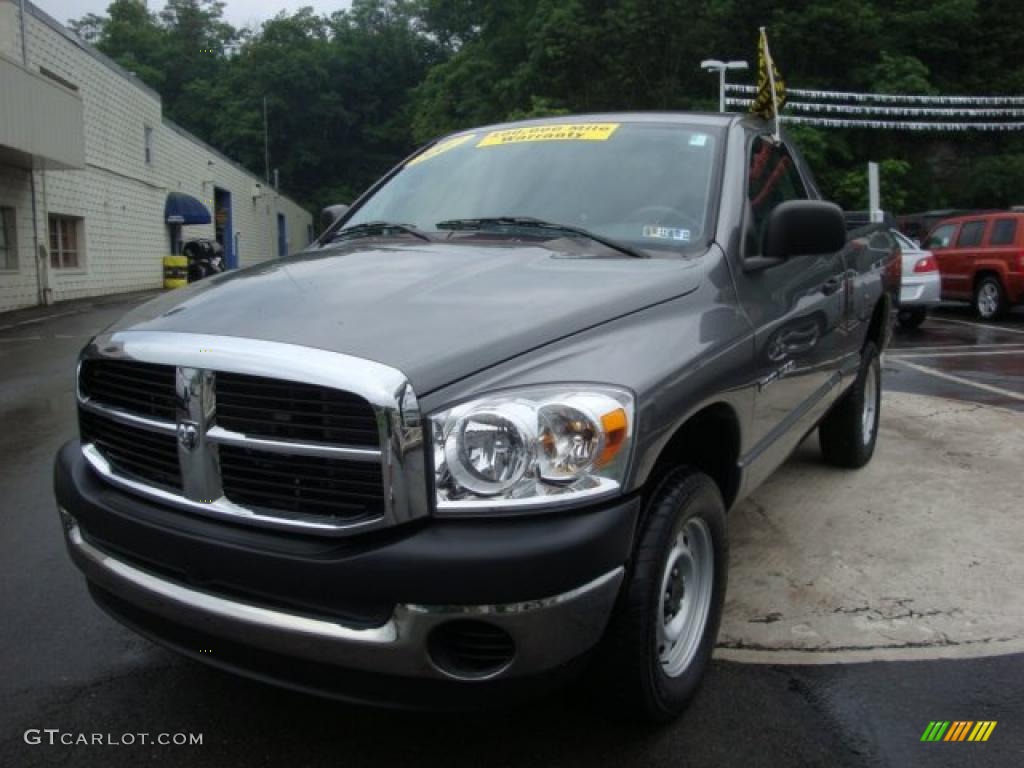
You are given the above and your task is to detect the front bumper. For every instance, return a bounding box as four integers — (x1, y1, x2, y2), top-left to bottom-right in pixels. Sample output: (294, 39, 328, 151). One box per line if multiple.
(55, 441, 638, 700)
(899, 273, 942, 307)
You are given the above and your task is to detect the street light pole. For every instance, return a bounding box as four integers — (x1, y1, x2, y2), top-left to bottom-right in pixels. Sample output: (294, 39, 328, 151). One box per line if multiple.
(700, 59, 750, 113)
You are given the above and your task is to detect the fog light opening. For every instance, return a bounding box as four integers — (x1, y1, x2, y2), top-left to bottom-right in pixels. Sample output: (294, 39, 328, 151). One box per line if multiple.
(427, 620, 516, 681)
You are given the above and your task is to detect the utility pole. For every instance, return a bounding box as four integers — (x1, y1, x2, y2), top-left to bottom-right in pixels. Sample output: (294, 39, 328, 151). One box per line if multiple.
(263, 96, 270, 184)
(700, 59, 749, 112)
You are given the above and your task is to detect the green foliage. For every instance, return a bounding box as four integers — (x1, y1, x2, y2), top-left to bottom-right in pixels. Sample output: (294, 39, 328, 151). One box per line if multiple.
(832, 159, 911, 211)
(71, 0, 1024, 217)
(965, 154, 1024, 208)
(872, 52, 936, 95)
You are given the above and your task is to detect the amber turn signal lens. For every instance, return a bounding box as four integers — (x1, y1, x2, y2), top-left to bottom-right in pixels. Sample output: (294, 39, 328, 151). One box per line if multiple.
(596, 408, 628, 467)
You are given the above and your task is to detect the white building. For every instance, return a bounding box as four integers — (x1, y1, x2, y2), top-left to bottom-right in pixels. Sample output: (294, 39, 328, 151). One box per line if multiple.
(0, 0, 313, 313)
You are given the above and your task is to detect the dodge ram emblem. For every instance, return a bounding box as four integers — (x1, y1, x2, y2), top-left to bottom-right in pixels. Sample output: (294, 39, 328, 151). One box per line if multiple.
(177, 421, 200, 451)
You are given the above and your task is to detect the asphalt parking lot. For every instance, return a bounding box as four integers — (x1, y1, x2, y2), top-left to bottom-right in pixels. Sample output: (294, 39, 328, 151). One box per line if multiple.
(1, 294, 1021, 767)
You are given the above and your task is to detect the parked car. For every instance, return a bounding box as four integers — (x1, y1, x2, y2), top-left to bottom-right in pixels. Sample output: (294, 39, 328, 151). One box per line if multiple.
(892, 229, 940, 328)
(924, 211, 1024, 319)
(55, 113, 896, 721)
(896, 209, 995, 244)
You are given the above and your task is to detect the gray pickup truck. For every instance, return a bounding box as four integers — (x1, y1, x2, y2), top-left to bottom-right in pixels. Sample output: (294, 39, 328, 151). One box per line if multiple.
(55, 113, 895, 720)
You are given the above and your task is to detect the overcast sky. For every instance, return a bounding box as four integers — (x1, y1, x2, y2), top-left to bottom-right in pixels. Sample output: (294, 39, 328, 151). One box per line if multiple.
(37, 0, 352, 31)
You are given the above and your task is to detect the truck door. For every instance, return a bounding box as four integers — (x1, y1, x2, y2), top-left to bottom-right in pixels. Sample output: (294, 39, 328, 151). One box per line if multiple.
(732, 136, 847, 487)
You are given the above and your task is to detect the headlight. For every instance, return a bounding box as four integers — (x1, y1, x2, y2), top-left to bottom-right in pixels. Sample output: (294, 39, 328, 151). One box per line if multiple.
(431, 386, 634, 514)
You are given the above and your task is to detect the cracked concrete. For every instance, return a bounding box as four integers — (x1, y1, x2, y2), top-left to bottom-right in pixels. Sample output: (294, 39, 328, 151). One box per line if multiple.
(717, 391, 1024, 664)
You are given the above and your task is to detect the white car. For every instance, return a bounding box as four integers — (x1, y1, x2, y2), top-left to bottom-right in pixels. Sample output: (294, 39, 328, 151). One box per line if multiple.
(893, 230, 941, 328)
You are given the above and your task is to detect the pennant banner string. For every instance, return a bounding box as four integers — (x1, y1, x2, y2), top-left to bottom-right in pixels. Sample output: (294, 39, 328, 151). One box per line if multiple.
(779, 115, 1024, 131)
(726, 98, 1024, 118)
(725, 83, 1024, 106)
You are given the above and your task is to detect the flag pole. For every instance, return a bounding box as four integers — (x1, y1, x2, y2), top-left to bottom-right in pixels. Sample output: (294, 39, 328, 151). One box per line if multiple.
(761, 27, 781, 142)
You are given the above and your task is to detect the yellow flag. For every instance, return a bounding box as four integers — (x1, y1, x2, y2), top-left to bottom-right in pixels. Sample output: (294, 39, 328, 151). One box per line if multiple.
(750, 28, 786, 121)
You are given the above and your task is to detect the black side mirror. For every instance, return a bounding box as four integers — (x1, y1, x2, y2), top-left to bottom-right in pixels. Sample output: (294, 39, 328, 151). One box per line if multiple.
(762, 200, 846, 262)
(320, 204, 349, 232)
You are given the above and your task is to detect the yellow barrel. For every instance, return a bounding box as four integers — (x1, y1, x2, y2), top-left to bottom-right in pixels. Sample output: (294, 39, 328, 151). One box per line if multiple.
(163, 255, 188, 289)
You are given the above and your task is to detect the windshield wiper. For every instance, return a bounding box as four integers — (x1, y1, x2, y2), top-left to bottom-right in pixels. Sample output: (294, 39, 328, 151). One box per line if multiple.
(328, 221, 431, 244)
(436, 216, 646, 259)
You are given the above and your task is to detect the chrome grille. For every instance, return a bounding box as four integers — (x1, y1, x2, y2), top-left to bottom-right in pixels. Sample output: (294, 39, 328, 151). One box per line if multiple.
(79, 360, 177, 420)
(76, 333, 427, 536)
(219, 445, 385, 520)
(79, 409, 182, 490)
(216, 372, 379, 447)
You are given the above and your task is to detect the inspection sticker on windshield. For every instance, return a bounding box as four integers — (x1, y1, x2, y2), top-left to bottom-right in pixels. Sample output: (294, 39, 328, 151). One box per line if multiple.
(643, 225, 690, 242)
(477, 123, 620, 147)
(689, 133, 708, 147)
(407, 133, 476, 166)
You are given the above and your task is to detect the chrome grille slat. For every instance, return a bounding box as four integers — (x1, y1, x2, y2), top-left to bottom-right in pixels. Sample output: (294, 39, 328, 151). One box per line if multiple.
(206, 425, 381, 462)
(75, 332, 428, 536)
(79, 398, 177, 435)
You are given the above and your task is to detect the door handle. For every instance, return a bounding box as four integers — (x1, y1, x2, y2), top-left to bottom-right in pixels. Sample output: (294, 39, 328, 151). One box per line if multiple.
(821, 277, 843, 295)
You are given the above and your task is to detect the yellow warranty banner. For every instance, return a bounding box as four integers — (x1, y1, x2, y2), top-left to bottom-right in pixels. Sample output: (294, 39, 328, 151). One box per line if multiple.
(477, 123, 620, 147)
(407, 134, 476, 166)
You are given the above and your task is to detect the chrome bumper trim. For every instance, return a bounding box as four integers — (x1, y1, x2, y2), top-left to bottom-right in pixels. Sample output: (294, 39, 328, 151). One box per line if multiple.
(64, 514, 624, 681)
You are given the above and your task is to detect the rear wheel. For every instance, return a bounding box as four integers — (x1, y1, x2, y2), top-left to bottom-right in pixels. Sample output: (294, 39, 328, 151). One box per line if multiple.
(819, 341, 881, 468)
(596, 468, 727, 722)
(897, 308, 927, 329)
(975, 276, 1007, 320)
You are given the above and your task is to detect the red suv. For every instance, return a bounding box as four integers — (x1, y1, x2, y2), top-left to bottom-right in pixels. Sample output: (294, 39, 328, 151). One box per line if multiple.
(924, 212, 1024, 319)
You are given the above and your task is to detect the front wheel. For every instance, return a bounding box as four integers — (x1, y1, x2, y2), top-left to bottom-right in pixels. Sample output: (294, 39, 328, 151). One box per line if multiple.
(819, 341, 881, 468)
(975, 276, 1007, 320)
(596, 468, 728, 722)
(897, 307, 927, 329)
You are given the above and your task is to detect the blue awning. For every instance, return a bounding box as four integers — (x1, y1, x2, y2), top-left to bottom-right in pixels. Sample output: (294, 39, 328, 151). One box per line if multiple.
(165, 192, 211, 225)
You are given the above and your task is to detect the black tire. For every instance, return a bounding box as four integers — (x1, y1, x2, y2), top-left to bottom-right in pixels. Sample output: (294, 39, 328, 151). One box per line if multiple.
(819, 341, 881, 468)
(897, 307, 927, 329)
(974, 275, 1007, 320)
(596, 468, 728, 722)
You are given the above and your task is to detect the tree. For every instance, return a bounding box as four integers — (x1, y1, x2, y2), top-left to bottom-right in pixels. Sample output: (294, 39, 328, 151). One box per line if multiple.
(69, 0, 1024, 216)
(70, 0, 167, 89)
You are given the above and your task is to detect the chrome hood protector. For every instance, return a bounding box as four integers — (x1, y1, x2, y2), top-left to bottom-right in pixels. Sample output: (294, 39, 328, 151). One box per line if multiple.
(107, 241, 705, 394)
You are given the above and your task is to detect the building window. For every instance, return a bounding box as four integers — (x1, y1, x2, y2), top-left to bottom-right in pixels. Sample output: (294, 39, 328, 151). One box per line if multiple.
(48, 215, 82, 269)
(0, 207, 16, 270)
(144, 125, 154, 165)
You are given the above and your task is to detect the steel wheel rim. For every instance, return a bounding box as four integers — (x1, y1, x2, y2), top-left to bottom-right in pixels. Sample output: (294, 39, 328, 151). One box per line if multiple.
(657, 517, 714, 678)
(978, 283, 998, 317)
(862, 357, 879, 445)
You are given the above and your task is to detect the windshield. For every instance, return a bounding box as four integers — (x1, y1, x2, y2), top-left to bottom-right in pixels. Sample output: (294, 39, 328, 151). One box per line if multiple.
(342, 122, 723, 253)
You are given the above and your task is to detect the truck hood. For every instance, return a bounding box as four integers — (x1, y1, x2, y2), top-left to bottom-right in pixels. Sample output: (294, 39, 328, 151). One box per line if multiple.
(109, 241, 703, 394)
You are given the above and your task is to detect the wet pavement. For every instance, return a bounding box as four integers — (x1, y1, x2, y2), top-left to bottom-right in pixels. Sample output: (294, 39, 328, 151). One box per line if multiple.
(885, 305, 1024, 411)
(1, 294, 1021, 767)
